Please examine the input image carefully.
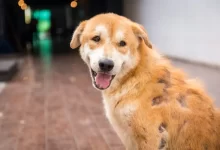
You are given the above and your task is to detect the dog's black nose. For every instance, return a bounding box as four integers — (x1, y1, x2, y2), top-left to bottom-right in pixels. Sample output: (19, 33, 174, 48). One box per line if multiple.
(99, 59, 114, 72)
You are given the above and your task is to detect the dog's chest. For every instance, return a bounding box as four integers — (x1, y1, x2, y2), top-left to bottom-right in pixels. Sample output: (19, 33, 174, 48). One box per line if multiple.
(103, 95, 138, 149)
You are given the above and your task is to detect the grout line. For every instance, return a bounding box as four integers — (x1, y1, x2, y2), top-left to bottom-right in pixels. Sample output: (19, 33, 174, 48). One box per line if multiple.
(14, 55, 35, 150)
(0, 96, 10, 148)
(44, 83, 49, 150)
(0, 138, 15, 149)
(58, 75, 79, 150)
(44, 76, 49, 150)
(76, 88, 111, 150)
(14, 86, 32, 150)
(43, 61, 53, 150)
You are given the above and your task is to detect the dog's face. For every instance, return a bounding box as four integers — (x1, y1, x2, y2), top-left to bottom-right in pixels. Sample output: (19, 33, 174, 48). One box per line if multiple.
(70, 13, 152, 90)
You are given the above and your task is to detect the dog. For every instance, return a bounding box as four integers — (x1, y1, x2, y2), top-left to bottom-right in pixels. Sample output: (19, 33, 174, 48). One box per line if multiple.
(70, 13, 220, 150)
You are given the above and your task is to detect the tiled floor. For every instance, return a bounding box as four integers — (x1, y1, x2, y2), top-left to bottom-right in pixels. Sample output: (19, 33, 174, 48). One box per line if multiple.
(0, 50, 219, 150)
(0, 53, 124, 150)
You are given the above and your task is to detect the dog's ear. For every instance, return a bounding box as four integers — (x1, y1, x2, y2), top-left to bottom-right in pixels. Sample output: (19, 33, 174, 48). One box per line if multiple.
(70, 20, 87, 49)
(131, 23, 152, 49)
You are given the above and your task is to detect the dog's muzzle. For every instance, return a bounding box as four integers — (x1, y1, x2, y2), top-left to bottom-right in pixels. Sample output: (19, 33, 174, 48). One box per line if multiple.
(91, 58, 115, 90)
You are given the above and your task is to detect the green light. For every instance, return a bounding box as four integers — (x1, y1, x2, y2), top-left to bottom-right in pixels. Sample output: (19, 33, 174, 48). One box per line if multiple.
(33, 10, 39, 19)
(41, 10, 51, 20)
(37, 20, 51, 32)
(33, 10, 51, 20)
(39, 39, 52, 71)
(33, 9, 51, 33)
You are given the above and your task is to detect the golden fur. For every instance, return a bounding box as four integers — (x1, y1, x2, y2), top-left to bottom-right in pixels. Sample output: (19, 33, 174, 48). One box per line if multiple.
(70, 13, 220, 150)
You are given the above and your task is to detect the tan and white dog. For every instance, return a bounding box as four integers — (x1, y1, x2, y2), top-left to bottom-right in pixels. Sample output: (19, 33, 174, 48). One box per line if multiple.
(70, 13, 220, 150)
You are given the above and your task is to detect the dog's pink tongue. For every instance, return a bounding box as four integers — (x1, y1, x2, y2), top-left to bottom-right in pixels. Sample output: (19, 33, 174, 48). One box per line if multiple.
(95, 73, 112, 89)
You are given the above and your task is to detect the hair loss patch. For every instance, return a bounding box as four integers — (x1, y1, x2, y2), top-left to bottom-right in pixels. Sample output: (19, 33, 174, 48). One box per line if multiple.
(177, 94, 187, 108)
(152, 96, 163, 106)
(158, 123, 168, 150)
(159, 138, 166, 150)
(158, 69, 171, 89)
(159, 123, 167, 133)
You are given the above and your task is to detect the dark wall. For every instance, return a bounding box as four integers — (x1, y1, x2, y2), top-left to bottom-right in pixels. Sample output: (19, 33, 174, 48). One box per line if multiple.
(88, 0, 123, 18)
(107, 0, 123, 15)
(88, 0, 107, 18)
(0, 0, 4, 37)
(50, 6, 66, 29)
(0, 0, 25, 53)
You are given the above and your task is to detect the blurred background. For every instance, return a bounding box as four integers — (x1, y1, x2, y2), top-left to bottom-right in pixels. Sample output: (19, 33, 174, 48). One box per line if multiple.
(0, 0, 219, 150)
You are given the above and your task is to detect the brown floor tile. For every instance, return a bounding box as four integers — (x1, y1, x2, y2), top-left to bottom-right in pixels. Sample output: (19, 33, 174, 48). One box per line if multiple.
(16, 90, 46, 150)
(47, 138, 77, 150)
(0, 87, 29, 148)
(63, 86, 110, 150)
(0, 138, 16, 150)
(111, 146, 125, 150)
(0, 120, 21, 147)
(0, 53, 122, 150)
(46, 88, 77, 150)
(100, 128, 122, 148)
(93, 114, 111, 129)
(16, 124, 46, 150)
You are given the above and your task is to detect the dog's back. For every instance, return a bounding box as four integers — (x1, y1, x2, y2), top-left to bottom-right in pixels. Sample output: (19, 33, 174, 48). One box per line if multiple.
(140, 58, 220, 149)
(164, 70, 220, 149)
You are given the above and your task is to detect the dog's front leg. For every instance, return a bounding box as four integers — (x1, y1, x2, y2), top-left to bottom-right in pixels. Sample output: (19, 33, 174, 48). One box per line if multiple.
(133, 123, 168, 150)
(129, 110, 169, 150)
(131, 86, 169, 149)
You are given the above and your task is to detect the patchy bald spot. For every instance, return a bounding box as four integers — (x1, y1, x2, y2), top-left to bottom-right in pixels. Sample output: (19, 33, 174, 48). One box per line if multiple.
(159, 123, 167, 133)
(158, 122, 168, 150)
(177, 94, 187, 108)
(159, 138, 166, 149)
(152, 96, 163, 106)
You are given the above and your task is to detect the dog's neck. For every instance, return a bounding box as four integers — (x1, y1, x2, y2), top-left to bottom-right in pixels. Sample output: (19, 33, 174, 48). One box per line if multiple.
(103, 42, 160, 98)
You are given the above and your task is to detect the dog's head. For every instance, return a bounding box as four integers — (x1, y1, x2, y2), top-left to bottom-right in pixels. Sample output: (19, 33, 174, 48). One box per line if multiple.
(70, 13, 152, 90)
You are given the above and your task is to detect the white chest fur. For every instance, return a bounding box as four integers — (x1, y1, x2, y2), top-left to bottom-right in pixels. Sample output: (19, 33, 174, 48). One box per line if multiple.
(102, 94, 138, 150)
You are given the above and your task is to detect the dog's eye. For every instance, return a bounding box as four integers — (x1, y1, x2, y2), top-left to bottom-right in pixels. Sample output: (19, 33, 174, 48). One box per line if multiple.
(119, 40, 126, 47)
(92, 36, 100, 42)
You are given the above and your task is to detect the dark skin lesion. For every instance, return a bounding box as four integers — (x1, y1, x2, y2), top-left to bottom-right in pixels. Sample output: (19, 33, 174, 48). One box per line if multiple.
(159, 138, 166, 149)
(203, 144, 208, 150)
(150, 69, 171, 149)
(152, 68, 171, 106)
(158, 122, 167, 133)
(158, 122, 168, 150)
(177, 94, 187, 108)
(157, 69, 171, 89)
(152, 96, 164, 106)
(130, 68, 171, 149)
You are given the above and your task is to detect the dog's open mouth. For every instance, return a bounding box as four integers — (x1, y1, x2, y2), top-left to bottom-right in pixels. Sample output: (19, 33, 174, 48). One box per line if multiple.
(91, 70, 115, 90)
